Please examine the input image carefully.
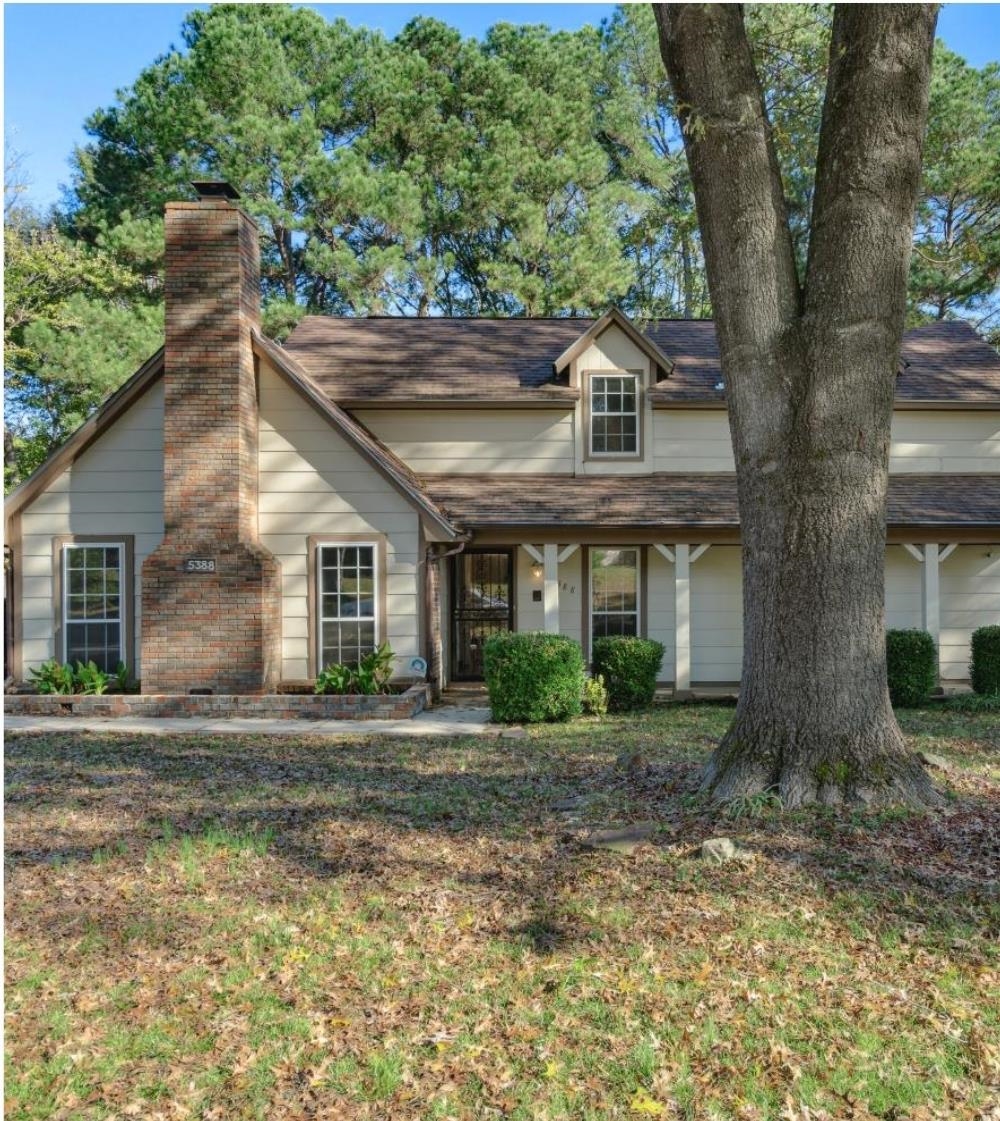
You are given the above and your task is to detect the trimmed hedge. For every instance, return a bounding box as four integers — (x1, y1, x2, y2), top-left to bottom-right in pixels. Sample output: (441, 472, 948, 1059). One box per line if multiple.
(483, 632, 584, 724)
(886, 628, 937, 707)
(970, 625, 1000, 695)
(591, 636, 665, 712)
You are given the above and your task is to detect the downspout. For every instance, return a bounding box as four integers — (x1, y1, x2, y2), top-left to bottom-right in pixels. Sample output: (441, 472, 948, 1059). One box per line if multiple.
(424, 537, 469, 699)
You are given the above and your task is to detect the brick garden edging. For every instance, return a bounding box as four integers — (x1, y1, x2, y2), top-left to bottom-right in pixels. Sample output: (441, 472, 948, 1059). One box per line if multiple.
(4, 684, 432, 721)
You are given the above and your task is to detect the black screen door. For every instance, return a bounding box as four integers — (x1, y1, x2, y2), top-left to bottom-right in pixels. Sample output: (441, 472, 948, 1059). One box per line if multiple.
(452, 550, 514, 679)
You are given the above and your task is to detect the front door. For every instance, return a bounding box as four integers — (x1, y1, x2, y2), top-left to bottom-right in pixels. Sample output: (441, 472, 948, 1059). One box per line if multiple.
(452, 549, 514, 679)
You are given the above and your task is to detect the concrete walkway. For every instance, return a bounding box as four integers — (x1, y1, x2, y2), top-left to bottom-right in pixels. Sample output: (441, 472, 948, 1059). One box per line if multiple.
(4, 706, 494, 738)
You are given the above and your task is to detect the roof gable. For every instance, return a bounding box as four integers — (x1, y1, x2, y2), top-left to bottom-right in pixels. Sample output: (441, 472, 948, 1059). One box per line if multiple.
(552, 307, 674, 380)
(5, 347, 165, 524)
(252, 333, 461, 541)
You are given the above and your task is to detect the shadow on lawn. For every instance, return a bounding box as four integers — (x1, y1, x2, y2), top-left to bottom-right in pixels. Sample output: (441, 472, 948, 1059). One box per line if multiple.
(6, 729, 999, 954)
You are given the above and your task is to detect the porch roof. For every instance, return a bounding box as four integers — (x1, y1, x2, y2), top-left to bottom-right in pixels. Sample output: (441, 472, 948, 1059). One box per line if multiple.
(421, 473, 1000, 531)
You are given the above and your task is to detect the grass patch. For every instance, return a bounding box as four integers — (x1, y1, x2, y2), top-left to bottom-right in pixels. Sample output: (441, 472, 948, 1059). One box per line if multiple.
(5, 705, 999, 1119)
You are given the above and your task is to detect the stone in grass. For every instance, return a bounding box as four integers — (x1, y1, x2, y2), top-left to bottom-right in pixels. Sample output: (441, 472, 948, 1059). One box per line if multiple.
(700, 837, 753, 864)
(500, 727, 528, 740)
(582, 822, 658, 855)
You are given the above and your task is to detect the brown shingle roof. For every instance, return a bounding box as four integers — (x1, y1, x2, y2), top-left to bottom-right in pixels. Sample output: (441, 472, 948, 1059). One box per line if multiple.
(282, 317, 1000, 407)
(421, 473, 1000, 530)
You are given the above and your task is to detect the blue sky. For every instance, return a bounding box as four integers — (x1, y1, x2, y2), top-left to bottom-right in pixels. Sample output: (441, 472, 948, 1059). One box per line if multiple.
(5, 3, 1000, 212)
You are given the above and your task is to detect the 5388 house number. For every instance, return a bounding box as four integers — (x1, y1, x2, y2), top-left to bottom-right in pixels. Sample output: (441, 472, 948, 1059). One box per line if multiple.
(184, 557, 216, 574)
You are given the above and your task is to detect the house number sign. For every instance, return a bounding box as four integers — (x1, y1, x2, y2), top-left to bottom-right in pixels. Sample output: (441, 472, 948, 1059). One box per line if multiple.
(184, 557, 216, 574)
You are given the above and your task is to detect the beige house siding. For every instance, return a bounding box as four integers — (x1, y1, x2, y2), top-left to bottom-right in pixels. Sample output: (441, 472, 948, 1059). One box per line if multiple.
(257, 359, 422, 680)
(653, 412, 735, 472)
(18, 381, 165, 675)
(355, 409, 575, 475)
(890, 412, 1000, 473)
(690, 546, 743, 682)
(646, 547, 676, 681)
(941, 546, 1000, 681)
(513, 546, 583, 640)
(885, 547, 923, 632)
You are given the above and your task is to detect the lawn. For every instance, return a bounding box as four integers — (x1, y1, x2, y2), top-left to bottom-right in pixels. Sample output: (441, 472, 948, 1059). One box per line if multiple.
(5, 705, 999, 1121)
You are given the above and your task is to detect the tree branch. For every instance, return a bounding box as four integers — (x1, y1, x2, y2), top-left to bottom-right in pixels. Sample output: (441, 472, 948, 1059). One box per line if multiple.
(653, 4, 801, 361)
(804, 5, 938, 337)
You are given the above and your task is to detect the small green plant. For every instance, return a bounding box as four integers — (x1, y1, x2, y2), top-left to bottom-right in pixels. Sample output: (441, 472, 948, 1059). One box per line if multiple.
(725, 790, 783, 821)
(315, 642, 395, 695)
(353, 642, 395, 695)
(28, 659, 111, 695)
(885, 629, 937, 707)
(591, 636, 665, 712)
(113, 661, 130, 693)
(582, 673, 609, 717)
(73, 660, 110, 695)
(28, 659, 76, 694)
(483, 632, 584, 723)
(315, 662, 355, 695)
(970, 624, 1000, 696)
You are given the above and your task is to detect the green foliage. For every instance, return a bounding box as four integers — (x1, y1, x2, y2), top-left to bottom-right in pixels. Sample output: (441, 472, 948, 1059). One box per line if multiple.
(483, 632, 584, 724)
(4, 212, 162, 491)
(885, 629, 938, 708)
(314, 642, 395, 696)
(113, 661, 131, 694)
(910, 47, 1000, 328)
(582, 673, 609, 717)
(28, 660, 76, 695)
(591, 636, 665, 712)
(28, 659, 112, 696)
(969, 625, 1000, 696)
(943, 690, 1000, 714)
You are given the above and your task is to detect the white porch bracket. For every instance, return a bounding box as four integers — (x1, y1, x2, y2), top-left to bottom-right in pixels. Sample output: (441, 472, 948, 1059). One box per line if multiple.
(902, 543, 924, 563)
(521, 544, 544, 565)
(653, 544, 675, 564)
(690, 544, 711, 564)
(557, 544, 579, 564)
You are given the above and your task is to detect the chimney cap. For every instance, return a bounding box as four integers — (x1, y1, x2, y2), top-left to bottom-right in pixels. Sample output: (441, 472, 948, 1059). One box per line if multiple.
(191, 180, 241, 200)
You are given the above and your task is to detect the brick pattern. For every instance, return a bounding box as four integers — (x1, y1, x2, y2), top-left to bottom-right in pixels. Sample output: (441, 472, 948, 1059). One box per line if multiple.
(5, 685, 431, 721)
(141, 198, 282, 693)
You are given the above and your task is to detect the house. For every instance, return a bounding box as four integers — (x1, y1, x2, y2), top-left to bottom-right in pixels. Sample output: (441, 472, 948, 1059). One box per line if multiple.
(5, 185, 999, 697)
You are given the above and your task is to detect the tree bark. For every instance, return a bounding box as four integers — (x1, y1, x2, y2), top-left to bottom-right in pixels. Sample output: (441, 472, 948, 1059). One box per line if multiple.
(655, 4, 941, 806)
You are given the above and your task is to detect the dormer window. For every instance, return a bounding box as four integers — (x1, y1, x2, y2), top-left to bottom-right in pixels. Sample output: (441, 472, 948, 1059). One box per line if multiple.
(589, 372, 639, 456)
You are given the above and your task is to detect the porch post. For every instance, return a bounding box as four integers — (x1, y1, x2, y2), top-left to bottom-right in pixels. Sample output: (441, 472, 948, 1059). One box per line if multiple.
(543, 543, 560, 634)
(922, 543, 940, 679)
(675, 543, 691, 696)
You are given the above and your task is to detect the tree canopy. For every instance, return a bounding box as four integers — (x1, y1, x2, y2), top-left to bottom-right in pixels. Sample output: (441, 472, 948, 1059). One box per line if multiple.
(4, 3, 998, 488)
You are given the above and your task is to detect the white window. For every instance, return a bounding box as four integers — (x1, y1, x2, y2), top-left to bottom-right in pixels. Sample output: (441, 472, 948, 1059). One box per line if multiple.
(63, 544, 124, 671)
(317, 543, 379, 668)
(591, 547, 640, 644)
(590, 373, 639, 455)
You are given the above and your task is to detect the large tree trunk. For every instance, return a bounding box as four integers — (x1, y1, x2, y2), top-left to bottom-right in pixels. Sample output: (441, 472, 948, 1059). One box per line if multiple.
(655, 4, 941, 806)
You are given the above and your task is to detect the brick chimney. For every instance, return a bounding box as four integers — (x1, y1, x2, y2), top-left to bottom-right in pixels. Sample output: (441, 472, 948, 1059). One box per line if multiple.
(141, 184, 281, 693)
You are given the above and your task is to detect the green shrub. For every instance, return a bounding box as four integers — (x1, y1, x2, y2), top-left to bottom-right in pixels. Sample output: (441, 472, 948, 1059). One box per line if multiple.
(582, 674, 609, 717)
(970, 625, 1000, 696)
(483, 632, 584, 723)
(315, 642, 395, 695)
(591, 636, 665, 712)
(885, 629, 937, 707)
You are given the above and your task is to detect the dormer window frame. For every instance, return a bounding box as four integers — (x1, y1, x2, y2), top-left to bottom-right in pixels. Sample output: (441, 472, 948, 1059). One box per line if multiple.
(584, 367, 644, 461)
